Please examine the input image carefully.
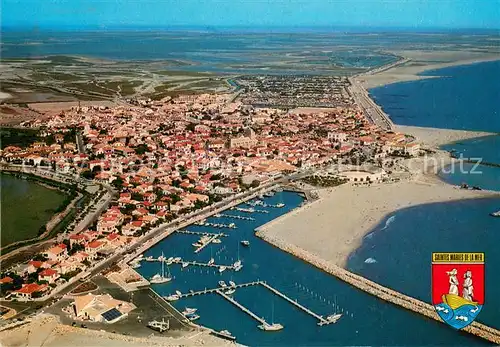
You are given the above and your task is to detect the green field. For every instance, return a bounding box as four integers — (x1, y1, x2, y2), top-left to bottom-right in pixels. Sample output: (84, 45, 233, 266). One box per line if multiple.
(0, 174, 67, 247)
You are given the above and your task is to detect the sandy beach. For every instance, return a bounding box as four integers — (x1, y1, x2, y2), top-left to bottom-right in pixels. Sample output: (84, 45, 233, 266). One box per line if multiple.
(258, 178, 499, 268)
(355, 51, 500, 89)
(0, 314, 233, 347)
(394, 125, 497, 147)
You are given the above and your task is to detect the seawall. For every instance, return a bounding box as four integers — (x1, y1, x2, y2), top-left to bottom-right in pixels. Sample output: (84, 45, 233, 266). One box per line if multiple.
(255, 230, 500, 344)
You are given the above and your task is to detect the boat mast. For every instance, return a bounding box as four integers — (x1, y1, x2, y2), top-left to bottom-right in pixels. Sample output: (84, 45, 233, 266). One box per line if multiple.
(161, 252, 165, 278)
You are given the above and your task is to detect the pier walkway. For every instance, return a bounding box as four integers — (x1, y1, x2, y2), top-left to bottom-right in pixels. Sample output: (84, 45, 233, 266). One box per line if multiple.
(194, 235, 219, 253)
(260, 281, 330, 326)
(177, 230, 227, 237)
(177, 260, 235, 270)
(216, 290, 269, 326)
(177, 281, 262, 298)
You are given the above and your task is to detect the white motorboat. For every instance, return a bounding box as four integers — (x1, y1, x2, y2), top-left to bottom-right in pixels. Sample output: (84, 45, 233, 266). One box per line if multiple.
(175, 290, 182, 296)
(229, 281, 236, 287)
(166, 294, 179, 301)
(233, 260, 241, 267)
(145, 256, 155, 261)
(212, 238, 222, 244)
(130, 261, 141, 269)
(224, 289, 235, 295)
(173, 257, 182, 263)
(208, 258, 215, 265)
(234, 264, 242, 271)
(192, 242, 202, 247)
(326, 313, 342, 323)
(188, 314, 200, 321)
(182, 308, 197, 315)
(240, 240, 250, 247)
(218, 281, 227, 287)
(218, 330, 235, 340)
(258, 323, 284, 331)
(182, 262, 189, 268)
(158, 255, 166, 262)
(219, 266, 227, 273)
(276, 203, 285, 208)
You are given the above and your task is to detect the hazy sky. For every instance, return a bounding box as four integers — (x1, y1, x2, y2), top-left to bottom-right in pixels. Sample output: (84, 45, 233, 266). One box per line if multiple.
(2, 0, 500, 29)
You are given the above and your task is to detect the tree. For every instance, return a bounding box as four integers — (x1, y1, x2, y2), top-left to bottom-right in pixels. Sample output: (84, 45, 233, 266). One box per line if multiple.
(250, 180, 260, 188)
(80, 170, 94, 179)
(134, 144, 149, 155)
(112, 176, 124, 190)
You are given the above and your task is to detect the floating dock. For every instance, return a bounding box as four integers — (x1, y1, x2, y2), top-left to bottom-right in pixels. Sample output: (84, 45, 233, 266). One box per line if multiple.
(177, 230, 228, 237)
(176, 281, 262, 298)
(171, 280, 334, 327)
(215, 213, 255, 221)
(259, 281, 331, 326)
(177, 260, 235, 271)
(194, 235, 220, 253)
(216, 290, 270, 327)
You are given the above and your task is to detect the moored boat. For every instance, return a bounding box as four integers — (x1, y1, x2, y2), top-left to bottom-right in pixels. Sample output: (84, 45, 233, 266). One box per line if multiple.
(490, 210, 500, 217)
(166, 294, 179, 301)
(219, 266, 227, 273)
(241, 240, 250, 247)
(182, 307, 197, 315)
(325, 313, 342, 323)
(224, 289, 236, 295)
(188, 314, 200, 321)
(218, 280, 227, 287)
(216, 329, 235, 341)
(258, 323, 284, 331)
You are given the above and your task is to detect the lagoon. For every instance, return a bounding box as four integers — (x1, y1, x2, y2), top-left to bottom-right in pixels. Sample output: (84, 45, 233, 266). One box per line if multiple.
(0, 173, 67, 247)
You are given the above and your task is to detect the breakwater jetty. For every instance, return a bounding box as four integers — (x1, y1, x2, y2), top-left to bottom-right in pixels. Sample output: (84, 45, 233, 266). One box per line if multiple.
(255, 231, 500, 344)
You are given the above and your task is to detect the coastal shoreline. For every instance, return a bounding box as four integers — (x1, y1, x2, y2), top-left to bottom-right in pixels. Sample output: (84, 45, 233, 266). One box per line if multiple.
(355, 55, 500, 89)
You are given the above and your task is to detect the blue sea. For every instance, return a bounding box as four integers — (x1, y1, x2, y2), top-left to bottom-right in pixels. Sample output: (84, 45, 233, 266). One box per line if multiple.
(348, 60, 500, 333)
(136, 192, 485, 345)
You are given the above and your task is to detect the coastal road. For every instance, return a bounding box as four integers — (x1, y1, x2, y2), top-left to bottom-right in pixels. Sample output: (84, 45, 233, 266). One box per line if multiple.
(76, 131, 85, 154)
(348, 78, 393, 131)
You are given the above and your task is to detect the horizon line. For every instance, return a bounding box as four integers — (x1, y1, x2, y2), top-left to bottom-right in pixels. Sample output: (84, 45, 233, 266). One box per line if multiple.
(2, 24, 500, 33)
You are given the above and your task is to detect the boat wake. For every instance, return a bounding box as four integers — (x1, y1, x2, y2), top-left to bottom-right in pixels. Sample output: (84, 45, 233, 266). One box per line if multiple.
(364, 257, 377, 264)
(380, 215, 396, 231)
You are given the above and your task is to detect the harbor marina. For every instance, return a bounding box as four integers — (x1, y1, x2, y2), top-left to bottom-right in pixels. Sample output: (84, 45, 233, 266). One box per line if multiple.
(135, 191, 483, 346)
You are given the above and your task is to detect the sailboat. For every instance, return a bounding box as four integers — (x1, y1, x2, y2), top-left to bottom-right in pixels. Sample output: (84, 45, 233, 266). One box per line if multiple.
(208, 245, 215, 265)
(150, 252, 172, 284)
(325, 295, 342, 323)
(233, 243, 243, 271)
(258, 301, 283, 331)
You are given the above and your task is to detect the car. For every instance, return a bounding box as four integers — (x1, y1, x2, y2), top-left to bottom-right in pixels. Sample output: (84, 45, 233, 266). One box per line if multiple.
(72, 322, 76, 326)
(81, 324, 87, 328)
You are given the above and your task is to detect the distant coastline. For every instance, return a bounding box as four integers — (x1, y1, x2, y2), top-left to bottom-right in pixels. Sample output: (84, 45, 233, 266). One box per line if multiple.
(355, 54, 500, 89)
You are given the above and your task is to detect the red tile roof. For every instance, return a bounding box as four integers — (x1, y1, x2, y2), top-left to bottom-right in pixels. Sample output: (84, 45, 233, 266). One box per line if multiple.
(39, 268, 58, 277)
